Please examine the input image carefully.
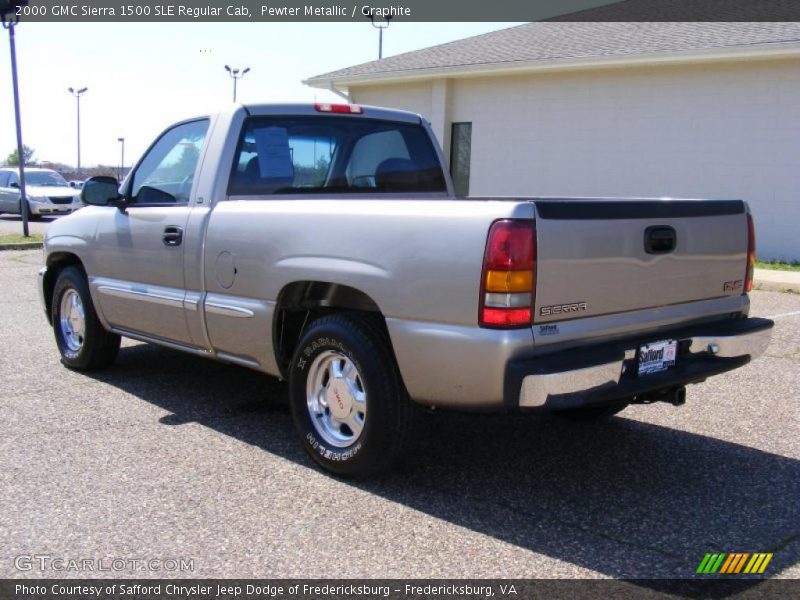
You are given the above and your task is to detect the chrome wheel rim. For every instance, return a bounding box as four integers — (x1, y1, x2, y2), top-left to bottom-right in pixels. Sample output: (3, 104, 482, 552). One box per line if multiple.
(59, 289, 85, 354)
(306, 350, 367, 448)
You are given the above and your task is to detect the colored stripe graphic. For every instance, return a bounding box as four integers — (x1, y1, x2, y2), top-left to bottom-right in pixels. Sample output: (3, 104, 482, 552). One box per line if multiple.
(697, 553, 728, 574)
(719, 554, 736, 574)
(726, 553, 749, 573)
(697, 553, 713, 573)
(744, 553, 774, 574)
(700, 552, 774, 575)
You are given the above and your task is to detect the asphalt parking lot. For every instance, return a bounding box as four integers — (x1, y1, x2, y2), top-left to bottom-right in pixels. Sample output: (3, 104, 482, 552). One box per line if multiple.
(0, 214, 59, 236)
(0, 248, 798, 582)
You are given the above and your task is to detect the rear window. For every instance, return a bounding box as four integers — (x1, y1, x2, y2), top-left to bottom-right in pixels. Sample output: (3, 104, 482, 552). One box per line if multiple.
(227, 116, 446, 195)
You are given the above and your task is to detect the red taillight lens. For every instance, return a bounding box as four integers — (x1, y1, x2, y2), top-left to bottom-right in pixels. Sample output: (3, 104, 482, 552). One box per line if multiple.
(314, 103, 363, 114)
(483, 221, 534, 270)
(745, 213, 755, 293)
(481, 307, 532, 328)
(479, 220, 536, 329)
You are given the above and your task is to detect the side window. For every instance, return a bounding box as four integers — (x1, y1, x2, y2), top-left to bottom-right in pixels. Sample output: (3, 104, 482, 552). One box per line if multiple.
(450, 122, 472, 197)
(0, 172, 9, 187)
(130, 119, 209, 205)
(8, 172, 19, 188)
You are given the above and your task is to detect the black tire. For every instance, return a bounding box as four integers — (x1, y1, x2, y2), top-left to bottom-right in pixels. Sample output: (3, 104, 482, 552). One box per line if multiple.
(553, 403, 628, 422)
(288, 314, 414, 477)
(51, 266, 120, 371)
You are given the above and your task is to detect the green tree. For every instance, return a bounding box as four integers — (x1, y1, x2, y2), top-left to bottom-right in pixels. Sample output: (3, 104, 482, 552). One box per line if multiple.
(6, 145, 35, 166)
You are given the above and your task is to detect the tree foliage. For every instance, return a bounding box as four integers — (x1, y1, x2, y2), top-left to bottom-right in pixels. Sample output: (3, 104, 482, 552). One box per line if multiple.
(6, 145, 35, 166)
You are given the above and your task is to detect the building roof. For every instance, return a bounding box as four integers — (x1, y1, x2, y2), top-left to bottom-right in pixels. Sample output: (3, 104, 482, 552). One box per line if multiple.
(305, 22, 800, 88)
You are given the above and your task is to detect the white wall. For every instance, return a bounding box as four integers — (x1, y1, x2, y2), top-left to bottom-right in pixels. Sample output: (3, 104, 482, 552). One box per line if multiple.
(350, 58, 800, 260)
(351, 81, 433, 123)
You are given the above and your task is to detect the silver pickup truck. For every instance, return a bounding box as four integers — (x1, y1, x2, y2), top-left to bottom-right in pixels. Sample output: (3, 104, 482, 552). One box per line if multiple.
(39, 103, 773, 476)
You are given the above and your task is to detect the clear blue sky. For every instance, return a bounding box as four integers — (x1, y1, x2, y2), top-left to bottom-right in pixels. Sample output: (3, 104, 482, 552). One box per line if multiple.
(0, 22, 521, 168)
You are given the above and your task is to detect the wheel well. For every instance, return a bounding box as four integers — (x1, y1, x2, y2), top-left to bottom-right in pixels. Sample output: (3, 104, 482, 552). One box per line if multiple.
(43, 253, 85, 323)
(273, 281, 384, 376)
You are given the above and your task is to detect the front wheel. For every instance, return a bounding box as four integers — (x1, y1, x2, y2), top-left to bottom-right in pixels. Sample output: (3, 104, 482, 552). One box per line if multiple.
(51, 266, 120, 370)
(288, 314, 414, 477)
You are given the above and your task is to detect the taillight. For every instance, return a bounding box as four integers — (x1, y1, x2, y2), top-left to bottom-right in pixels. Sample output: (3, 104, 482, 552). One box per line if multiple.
(744, 213, 755, 293)
(479, 220, 536, 328)
(314, 103, 363, 114)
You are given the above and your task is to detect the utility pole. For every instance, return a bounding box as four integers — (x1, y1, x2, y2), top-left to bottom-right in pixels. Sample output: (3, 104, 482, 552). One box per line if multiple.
(2, 5, 30, 236)
(224, 65, 250, 102)
(67, 87, 88, 176)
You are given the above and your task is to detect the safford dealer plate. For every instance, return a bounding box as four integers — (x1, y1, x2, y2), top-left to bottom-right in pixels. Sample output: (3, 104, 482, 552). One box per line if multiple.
(638, 339, 677, 376)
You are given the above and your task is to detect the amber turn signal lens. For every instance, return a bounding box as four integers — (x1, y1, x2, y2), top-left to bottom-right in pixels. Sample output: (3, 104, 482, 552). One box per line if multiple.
(485, 270, 532, 293)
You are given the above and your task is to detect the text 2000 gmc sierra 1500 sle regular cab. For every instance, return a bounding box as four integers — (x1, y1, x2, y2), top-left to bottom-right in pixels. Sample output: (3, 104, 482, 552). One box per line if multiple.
(39, 103, 773, 476)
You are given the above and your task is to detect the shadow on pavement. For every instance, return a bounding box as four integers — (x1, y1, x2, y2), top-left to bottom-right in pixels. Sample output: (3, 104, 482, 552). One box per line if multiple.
(85, 342, 800, 587)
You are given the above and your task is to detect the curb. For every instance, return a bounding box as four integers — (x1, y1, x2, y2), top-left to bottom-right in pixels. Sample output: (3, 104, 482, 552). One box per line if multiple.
(0, 242, 43, 251)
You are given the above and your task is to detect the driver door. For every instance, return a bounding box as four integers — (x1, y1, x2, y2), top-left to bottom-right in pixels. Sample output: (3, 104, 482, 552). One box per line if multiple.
(89, 118, 209, 346)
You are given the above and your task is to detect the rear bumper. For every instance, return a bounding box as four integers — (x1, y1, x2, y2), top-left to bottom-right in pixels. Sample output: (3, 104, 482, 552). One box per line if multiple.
(508, 317, 773, 410)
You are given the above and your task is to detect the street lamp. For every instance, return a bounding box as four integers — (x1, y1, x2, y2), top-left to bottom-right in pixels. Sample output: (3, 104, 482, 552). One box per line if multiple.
(2, 2, 31, 236)
(117, 137, 125, 181)
(224, 65, 250, 102)
(367, 13, 392, 59)
(67, 86, 88, 176)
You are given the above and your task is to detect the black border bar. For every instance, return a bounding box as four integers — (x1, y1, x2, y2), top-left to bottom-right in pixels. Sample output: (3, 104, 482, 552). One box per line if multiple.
(5, 0, 800, 23)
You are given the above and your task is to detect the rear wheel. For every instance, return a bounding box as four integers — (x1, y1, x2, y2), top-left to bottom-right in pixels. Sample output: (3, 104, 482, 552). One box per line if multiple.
(51, 266, 120, 370)
(288, 314, 414, 477)
(553, 403, 628, 422)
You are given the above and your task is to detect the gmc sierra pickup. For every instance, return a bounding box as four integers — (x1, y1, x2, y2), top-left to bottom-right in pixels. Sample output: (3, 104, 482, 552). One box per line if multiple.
(39, 103, 773, 476)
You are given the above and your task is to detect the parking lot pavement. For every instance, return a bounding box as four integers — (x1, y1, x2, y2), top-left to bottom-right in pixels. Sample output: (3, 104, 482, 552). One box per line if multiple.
(0, 215, 60, 236)
(0, 248, 798, 583)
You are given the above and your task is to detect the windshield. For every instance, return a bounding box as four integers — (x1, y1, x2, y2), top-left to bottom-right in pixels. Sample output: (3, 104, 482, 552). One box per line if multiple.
(26, 171, 69, 187)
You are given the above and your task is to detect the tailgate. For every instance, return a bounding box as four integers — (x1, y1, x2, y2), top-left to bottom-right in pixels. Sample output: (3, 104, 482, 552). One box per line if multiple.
(533, 199, 748, 324)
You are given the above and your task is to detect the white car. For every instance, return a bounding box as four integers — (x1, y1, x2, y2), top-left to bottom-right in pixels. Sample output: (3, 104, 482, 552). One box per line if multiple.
(0, 168, 82, 219)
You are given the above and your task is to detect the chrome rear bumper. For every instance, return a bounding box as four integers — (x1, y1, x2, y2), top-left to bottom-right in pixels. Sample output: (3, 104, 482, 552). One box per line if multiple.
(515, 317, 773, 409)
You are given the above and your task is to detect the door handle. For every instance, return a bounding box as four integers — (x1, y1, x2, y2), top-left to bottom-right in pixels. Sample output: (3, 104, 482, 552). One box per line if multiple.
(163, 226, 184, 247)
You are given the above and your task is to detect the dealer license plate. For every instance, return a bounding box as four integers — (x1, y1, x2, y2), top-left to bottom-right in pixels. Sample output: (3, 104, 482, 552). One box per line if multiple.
(638, 339, 677, 376)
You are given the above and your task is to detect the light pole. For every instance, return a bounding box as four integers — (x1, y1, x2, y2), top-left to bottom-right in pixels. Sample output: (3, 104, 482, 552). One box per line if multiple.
(117, 137, 125, 180)
(67, 86, 88, 176)
(367, 13, 392, 59)
(2, 4, 30, 236)
(224, 65, 250, 102)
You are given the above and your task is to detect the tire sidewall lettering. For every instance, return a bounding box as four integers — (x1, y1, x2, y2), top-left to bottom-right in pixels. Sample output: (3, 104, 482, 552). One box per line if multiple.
(297, 335, 365, 464)
(297, 337, 352, 371)
(305, 431, 362, 462)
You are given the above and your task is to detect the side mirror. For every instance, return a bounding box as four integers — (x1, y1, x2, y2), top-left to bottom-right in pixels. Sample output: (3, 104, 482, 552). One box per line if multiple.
(82, 176, 123, 208)
(9, 182, 19, 189)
